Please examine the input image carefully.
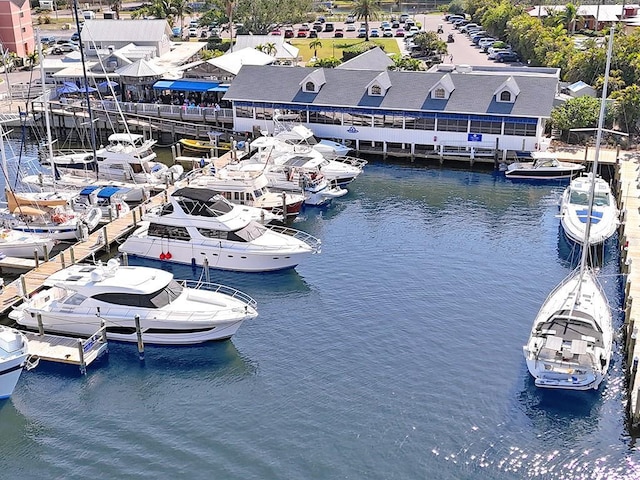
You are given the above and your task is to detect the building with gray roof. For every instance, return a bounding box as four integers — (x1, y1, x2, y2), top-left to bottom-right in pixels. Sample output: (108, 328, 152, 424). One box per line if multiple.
(224, 64, 560, 158)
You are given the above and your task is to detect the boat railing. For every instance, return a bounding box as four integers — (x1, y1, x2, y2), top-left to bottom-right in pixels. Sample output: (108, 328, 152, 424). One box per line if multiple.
(266, 224, 322, 253)
(333, 155, 368, 170)
(180, 280, 257, 310)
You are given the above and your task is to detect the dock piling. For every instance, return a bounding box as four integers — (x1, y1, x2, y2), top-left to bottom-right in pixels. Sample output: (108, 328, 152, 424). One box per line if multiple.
(122, 252, 128, 266)
(102, 226, 110, 253)
(37, 313, 44, 336)
(60, 252, 66, 269)
(77, 338, 86, 375)
(44, 244, 49, 262)
(134, 314, 144, 361)
(34, 250, 39, 269)
(70, 247, 75, 265)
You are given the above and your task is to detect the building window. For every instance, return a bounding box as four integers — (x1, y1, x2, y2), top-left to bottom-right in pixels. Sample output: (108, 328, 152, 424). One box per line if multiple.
(470, 119, 502, 135)
(371, 85, 382, 95)
(235, 105, 253, 118)
(504, 121, 537, 136)
(436, 116, 468, 132)
(500, 91, 512, 102)
(305, 81, 315, 92)
(343, 111, 371, 127)
(255, 106, 274, 120)
(405, 115, 435, 130)
(309, 111, 341, 125)
(383, 114, 404, 129)
(19, 12, 24, 17)
(433, 88, 446, 99)
(22, 27, 26, 32)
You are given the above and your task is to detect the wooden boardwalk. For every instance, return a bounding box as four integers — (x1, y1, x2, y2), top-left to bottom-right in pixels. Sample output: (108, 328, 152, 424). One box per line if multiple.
(613, 151, 640, 429)
(0, 188, 172, 318)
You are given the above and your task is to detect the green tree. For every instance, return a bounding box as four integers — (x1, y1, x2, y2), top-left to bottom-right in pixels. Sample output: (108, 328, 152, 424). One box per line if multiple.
(550, 95, 611, 136)
(388, 54, 425, 71)
(351, 0, 381, 42)
(562, 3, 578, 35)
(611, 84, 640, 134)
(109, 0, 122, 19)
(309, 39, 322, 58)
(26, 50, 39, 69)
(481, 0, 523, 39)
(308, 57, 341, 68)
(412, 31, 447, 56)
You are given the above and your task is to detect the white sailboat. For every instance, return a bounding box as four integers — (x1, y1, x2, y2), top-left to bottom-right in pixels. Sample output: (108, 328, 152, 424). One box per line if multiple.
(522, 28, 615, 391)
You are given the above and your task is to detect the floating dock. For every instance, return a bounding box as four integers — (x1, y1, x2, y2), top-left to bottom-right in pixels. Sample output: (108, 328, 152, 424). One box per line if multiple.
(613, 151, 640, 429)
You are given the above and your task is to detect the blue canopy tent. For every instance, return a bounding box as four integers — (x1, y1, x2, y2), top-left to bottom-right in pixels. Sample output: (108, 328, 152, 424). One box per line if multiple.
(98, 80, 119, 88)
(77, 85, 97, 93)
(57, 83, 79, 94)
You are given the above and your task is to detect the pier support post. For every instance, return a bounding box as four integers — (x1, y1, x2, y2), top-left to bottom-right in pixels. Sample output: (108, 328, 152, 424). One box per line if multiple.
(77, 338, 86, 375)
(628, 328, 638, 368)
(102, 226, 110, 253)
(37, 313, 44, 336)
(44, 244, 49, 262)
(133, 209, 137, 227)
(70, 247, 75, 265)
(100, 320, 107, 345)
(60, 252, 66, 269)
(203, 257, 210, 283)
(631, 356, 639, 388)
(282, 192, 287, 220)
(122, 252, 128, 266)
(134, 314, 145, 361)
(34, 250, 39, 269)
(19, 275, 26, 298)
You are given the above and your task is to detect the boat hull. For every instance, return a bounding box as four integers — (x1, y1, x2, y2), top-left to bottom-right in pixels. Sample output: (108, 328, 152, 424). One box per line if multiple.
(0, 328, 28, 399)
(120, 236, 312, 272)
(14, 312, 246, 345)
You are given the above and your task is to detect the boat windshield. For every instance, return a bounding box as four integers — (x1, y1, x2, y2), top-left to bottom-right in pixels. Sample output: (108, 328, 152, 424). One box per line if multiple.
(569, 191, 589, 206)
(92, 280, 184, 308)
(594, 192, 610, 207)
(233, 222, 267, 242)
(254, 188, 264, 199)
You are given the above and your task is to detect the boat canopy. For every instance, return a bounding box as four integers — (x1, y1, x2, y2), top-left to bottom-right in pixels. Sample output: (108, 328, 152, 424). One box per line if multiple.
(97, 187, 124, 199)
(80, 186, 101, 196)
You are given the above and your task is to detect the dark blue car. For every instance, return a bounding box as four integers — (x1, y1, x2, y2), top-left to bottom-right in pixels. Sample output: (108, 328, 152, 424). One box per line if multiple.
(70, 32, 80, 42)
(495, 51, 520, 63)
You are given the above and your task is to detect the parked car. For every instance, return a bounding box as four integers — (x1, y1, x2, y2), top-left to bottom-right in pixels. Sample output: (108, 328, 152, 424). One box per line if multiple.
(391, 20, 400, 28)
(171, 26, 181, 37)
(345, 15, 355, 23)
(188, 27, 198, 37)
(345, 24, 356, 32)
(405, 19, 415, 29)
(324, 22, 335, 32)
(399, 13, 410, 23)
(270, 28, 282, 35)
(189, 20, 199, 28)
(297, 30, 307, 37)
(51, 43, 79, 54)
(317, 16, 326, 23)
(312, 22, 323, 32)
(370, 28, 380, 37)
(284, 28, 294, 38)
(477, 37, 496, 49)
(382, 27, 393, 37)
(357, 28, 367, 38)
(334, 28, 344, 38)
(381, 21, 390, 29)
(471, 31, 489, 44)
(299, 23, 310, 31)
(495, 51, 520, 63)
(453, 20, 469, 29)
(488, 47, 511, 58)
(40, 36, 56, 46)
(394, 28, 405, 37)
(460, 23, 479, 33)
(70, 32, 81, 42)
(308, 30, 318, 38)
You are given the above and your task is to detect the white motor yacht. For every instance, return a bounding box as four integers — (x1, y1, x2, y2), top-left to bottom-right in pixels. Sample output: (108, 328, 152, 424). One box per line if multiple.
(26, 133, 184, 202)
(0, 326, 28, 399)
(186, 166, 305, 218)
(504, 152, 585, 180)
(9, 259, 258, 345)
(247, 136, 365, 187)
(559, 173, 618, 246)
(71, 186, 130, 222)
(0, 228, 55, 258)
(119, 187, 320, 272)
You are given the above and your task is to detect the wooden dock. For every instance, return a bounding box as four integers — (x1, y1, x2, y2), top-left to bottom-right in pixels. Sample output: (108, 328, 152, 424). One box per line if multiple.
(613, 150, 640, 429)
(0, 187, 174, 318)
(24, 326, 108, 374)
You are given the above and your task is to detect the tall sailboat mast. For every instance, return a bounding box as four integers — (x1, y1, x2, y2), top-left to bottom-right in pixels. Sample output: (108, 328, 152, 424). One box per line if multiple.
(35, 28, 57, 191)
(577, 26, 614, 282)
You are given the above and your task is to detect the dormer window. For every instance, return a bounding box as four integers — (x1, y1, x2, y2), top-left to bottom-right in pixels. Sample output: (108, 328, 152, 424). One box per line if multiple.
(434, 88, 446, 99)
(429, 73, 455, 100)
(299, 68, 326, 94)
(371, 85, 382, 96)
(500, 91, 511, 102)
(494, 76, 520, 103)
(366, 71, 392, 97)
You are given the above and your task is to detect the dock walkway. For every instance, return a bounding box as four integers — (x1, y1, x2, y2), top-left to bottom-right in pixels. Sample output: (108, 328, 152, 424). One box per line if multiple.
(614, 151, 640, 429)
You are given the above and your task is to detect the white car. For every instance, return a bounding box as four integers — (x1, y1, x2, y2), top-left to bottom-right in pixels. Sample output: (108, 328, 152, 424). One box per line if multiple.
(478, 37, 496, 49)
(345, 24, 356, 32)
(189, 27, 198, 37)
(488, 48, 511, 59)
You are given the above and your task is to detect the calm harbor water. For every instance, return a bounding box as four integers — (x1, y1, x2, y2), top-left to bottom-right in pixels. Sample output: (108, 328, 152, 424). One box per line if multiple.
(0, 154, 637, 479)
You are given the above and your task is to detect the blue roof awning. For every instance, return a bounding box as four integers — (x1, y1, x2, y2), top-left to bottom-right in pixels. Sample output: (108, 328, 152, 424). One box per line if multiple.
(97, 187, 123, 198)
(153, 79, 221, 92)
(80, 186, 100, 195)
(208, 85, 229, 92)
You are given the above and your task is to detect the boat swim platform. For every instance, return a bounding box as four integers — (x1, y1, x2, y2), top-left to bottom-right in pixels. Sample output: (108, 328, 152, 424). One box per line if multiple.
(0, 185, 177, 318)
(23, 326, 108, 374)
(612, 150, 640, 430)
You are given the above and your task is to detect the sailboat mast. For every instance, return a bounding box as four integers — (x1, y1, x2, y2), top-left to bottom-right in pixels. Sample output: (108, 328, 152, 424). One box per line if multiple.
(36, 28, 57, 191)
(72, 0, 98, 180)
(578, 26, 615, 279)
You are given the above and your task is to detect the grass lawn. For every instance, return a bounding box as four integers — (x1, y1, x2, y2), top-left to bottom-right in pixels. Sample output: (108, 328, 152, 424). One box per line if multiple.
(291, 38, 400, 62)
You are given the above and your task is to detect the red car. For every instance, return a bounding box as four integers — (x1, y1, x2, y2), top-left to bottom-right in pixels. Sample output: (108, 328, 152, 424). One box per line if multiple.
(270, 29, 281, 36)
(297, 30, 307, 37)
(334, 29, 344, 38)
(284, 29, 294, 38)
(395, 28, 405, 37)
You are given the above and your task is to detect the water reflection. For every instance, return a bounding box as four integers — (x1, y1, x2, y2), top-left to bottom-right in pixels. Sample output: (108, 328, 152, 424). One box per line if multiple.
(556, 224, 618, 269)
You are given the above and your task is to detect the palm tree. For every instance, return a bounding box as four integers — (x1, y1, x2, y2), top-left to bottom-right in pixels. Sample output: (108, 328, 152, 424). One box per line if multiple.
(170, 0, 192, 33)
(309, 39, 322, 58)
(26, 51, 39, 70)
(351, 0, 381, 42)
(264, 42, 277, 57)
(109, 0, 122, 19)
(563, 3, 578, 35)
(223, 0, 235, 51)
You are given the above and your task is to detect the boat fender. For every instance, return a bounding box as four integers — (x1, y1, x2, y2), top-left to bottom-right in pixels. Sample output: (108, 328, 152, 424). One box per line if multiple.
(116, 203, 122, 211)
(165, 251, 172, 259)
(160, 252, 166, 260)
(535, 143, 538, 150)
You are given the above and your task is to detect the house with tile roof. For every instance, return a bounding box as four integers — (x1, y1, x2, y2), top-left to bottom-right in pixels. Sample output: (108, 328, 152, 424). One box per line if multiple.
(224, 64, 561, 157)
